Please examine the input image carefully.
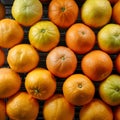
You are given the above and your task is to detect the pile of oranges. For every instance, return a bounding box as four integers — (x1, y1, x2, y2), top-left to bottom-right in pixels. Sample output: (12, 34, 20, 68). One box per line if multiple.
(0, 0, 120, 120)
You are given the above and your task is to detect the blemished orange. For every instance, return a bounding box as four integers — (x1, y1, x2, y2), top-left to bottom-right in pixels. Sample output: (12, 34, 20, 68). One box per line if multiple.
(114, 106, 120, 120)
(48, 0, 79, 28)
(113, 0, 120, 24)
(81, 50, 113, 81)
(79, 99, 113, 120)
(0, 2, 5, 20)
(66, 23, 96, 54)
(46, 46, 77, 78)
(0, 99, 6, 120)
(63, 74, 95, 106)
(115, 54, 120, 74)
(43, 94, 75, 120)
(0, 68, 21, 98)
(0, 18, 24, 48)
(25, 68, 56, 100)
(0, 48, 5, 67)
(7, 44, 39, 73)
(6, 92, 39, 120)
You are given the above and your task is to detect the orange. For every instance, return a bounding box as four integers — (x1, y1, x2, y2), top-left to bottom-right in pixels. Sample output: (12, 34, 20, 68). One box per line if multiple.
(81, 0, 112, 28)
(0, 67, 21, 98)
(115, 54, 120, 73)
(7, 44, 39, 73)
(6, 92, 39, 120)
(0, 2, 5, 20)
(0, 18, 24, 48)
(0, 48, 5, 67)
(113, 0, 120, 24)
(79, 99, 113, 120)
(46, 46, 77, 78)
(114, 106, 120, 120)
(25, 68, 56, 100)
(48, 0, 79, 28)
(63, 74, 95, 106)
(81, 50, 113, 81)
(65, 23, 96, 54)
(0, 99, 6, 120)
(43, 94, 75, 120)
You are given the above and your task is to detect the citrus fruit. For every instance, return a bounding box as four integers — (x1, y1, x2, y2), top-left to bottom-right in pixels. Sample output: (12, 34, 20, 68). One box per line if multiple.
(6, 92, 39, 120)
(81, 0, 112, 28)
(29, 21, 60, 52)
(0, 67, 21, 98)
(113, 0, 120, 24)
(7, 44, 39, 73)
(98, 24, 120, 54)
(0, 48, 5, 67)
(81, 50, 113, 81)
(0, 2, 5, 20)
(115, 54, 120, 73)
(79, 99, 113, 120)
(12, 0, 43, 26)
(63, 74, 95, 106)
(43, 94, 75, 120)
(114, 106, 120, 120)
(99, 74, 120, 106)
(65, 23, 96, 54)
(0, 18, 24, 48)
(25, 68, 56, 100)
(0, 99, 6, 120)
(48, 0, 79, 28)
(46, 46, 77, 78)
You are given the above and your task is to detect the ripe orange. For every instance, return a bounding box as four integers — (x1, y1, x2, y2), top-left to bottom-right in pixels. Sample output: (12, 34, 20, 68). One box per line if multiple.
(46, 46, 77, 78)
(0, 48, 5, 67)
(63, 74, 95, 106)
(0, 18, 24, 48)
(0, 2, 5, 20)
(115, 54, 120, 73)
(6, 92, 39, 120)
(25, 68, 56, 100)
(48, 0, 79, 28)
(7, 44, 39, 73)
(79, 99, 113, 120)
(0, 99, 6, 120)
(0, 68, 21, 98)
(114, 106, 120, 120)
(113, 0, 120, 24)
(43, 94, 75, 120)
(65, 23, 96, 54)
(81, 50, 113, 81)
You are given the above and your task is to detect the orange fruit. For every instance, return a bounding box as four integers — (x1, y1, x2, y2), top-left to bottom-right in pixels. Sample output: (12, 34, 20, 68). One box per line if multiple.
(115, 54, 120, 73)
(6, 92, 39, 120)
(25, 68, 56, 100)
(113, 0, 120, 24)
(0, 2, 5, 20)
(12, 0, 43, 26)
(0, 18, 24, 48)
(0, 67, 21, 98)
(114, 106, 120, 120)
(79, 99, 113, 120)
(63, 74, 95, 106)
(7, 44, 39, 73)
(43, 94, 75, 120)
(81, 0, 112, 28)
(29, 21, 60, 52)
(0, 48, 5, 67)
(81, 50, 113, 81)
(46, 46, 77, 78)
(48, 0, 79, 28)
(65, 23, 96, 54)
(0, 99, 6, 120)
